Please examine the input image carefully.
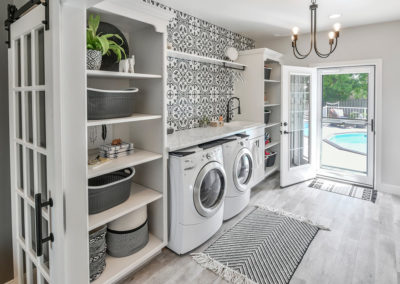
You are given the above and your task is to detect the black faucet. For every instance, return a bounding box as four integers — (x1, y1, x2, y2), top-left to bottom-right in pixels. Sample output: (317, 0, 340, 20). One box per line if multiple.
(226, 97, 241, 123)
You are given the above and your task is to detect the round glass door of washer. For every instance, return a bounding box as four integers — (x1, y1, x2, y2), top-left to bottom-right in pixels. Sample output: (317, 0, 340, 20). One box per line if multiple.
(233, 148, 254, 192)
(193, 162, 227, 217)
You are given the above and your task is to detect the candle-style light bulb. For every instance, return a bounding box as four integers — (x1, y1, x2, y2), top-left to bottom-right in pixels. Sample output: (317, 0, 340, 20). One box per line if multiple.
(333, 23, 341, 32)
(328, 31, 335, 39)
(292, 26, 300, 35)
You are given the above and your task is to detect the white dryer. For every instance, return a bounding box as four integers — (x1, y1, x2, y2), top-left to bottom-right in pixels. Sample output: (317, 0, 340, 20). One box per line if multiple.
(219, 134, 254, 220)
(168, 144, 227, 254)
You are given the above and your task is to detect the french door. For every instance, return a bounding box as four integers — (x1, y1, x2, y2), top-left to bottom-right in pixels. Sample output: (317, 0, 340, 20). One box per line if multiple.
(281, 66, 317, 187)
(317, 66, 375, 186)
(8, 5, 61, 284)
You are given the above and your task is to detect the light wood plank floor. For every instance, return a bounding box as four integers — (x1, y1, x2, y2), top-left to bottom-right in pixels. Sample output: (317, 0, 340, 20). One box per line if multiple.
(121, 173, 400, 284)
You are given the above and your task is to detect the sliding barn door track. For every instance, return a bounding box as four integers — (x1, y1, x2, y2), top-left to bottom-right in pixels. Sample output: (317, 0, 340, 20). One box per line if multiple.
(4, 0, 49, 48)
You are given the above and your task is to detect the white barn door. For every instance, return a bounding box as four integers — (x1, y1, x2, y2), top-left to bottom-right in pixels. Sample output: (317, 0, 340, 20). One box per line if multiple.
(8, 4, 62, 284)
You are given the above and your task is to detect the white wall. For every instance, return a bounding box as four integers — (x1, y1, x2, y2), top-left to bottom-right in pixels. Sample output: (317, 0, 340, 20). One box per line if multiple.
(257, 20, 400, 193)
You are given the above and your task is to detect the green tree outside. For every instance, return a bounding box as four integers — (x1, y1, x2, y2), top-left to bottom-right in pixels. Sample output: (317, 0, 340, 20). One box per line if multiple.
(322, 73, 368, 103)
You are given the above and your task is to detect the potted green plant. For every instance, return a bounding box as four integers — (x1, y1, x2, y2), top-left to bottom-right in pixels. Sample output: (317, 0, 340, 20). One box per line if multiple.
(86, 15, 126, 70)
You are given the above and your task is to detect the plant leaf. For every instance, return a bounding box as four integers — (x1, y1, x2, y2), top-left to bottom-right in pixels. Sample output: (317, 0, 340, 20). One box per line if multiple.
(97, 36, 110, 55)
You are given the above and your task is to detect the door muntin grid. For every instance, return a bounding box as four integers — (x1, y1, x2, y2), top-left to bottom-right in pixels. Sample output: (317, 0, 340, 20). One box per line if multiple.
(10, 14, 51, 284)
(289, 74, 311, 168)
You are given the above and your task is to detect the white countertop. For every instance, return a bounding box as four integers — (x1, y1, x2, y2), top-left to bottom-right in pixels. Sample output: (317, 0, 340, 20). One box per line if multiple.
(167, 121, 265, 152)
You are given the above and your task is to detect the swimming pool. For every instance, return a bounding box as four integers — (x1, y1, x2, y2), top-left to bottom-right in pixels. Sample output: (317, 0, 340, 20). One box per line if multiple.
(325, 132, 367, 155)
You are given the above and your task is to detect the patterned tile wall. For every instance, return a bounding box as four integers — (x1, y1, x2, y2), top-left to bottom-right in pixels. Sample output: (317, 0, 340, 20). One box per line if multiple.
(143, 0, 255, 131)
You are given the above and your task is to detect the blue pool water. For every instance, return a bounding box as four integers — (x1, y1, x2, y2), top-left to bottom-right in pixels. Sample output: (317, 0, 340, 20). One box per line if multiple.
(327, 132, 367, 155)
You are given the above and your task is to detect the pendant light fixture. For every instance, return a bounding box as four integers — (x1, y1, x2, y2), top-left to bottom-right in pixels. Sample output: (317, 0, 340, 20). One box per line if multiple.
(291, 0, 341, 59)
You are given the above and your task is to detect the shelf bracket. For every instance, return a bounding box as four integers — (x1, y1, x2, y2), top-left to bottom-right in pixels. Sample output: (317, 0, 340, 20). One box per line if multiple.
(4, 0, 49, 48)
(222, 62, 246, 71)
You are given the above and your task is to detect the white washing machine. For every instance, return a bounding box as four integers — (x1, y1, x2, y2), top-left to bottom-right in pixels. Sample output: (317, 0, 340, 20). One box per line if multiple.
(219, 134, 254, 220)
(168, 143, 227, 254)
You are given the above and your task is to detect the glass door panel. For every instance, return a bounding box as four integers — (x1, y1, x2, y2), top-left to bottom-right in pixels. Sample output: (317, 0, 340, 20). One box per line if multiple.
(289, 74, 310, 168)
(318, 66, 375, 186)
(281, 66, 317, 187)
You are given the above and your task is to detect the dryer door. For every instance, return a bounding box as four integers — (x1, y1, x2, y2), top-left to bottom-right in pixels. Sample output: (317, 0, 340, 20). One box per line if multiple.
(193, 162, 227, 217)
(233, 148, 254, 192)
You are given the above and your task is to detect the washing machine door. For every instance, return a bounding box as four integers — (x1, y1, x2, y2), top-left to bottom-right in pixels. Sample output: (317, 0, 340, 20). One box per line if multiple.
(193, 162, 227, 217)
(233, 148, 254, 192)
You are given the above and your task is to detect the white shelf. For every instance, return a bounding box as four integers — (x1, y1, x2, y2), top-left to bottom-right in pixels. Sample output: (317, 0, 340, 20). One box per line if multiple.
(264, 79, 280, 83)
(87, 114, 162, 127)
(265, 141, 280, 149)
(264, 103, 281, 107)
(167, 50, 247, 69)
(88, 149, 163, 178)
(88, 183, 162, 231)
(87, 70, 162, 79)
(91, 234, 164, 284)
(265, 122, 280, 128)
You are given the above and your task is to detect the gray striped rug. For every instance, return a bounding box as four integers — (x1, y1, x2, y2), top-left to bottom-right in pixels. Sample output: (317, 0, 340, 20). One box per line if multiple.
(192, 207, 324, 284)
(309, 178, 377, 203)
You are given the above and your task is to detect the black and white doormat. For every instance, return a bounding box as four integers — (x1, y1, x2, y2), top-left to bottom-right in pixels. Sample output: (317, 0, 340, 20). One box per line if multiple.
(309, 178, 377, 203)
(192, 206, 328, 284)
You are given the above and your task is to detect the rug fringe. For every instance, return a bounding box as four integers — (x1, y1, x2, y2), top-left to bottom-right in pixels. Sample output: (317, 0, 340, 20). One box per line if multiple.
(191, 253, 257, 284)
(255, 204, 330, 231)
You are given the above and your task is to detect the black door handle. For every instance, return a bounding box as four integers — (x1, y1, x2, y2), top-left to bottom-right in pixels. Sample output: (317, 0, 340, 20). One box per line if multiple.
(284, 131, 289, 134)
(35, 193, 54, 256)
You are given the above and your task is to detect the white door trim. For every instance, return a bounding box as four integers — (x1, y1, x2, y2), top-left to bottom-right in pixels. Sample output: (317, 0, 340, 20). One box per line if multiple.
(311, 59, 382, 189)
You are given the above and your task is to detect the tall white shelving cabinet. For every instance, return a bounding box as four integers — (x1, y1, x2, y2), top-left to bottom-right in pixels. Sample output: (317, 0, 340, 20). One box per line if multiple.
(7, 0, 174, 283)
(234, 48, 283, 182)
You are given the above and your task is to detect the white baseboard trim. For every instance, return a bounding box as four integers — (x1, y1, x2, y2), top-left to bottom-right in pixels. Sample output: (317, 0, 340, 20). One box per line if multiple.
(378, 182, 400, 196)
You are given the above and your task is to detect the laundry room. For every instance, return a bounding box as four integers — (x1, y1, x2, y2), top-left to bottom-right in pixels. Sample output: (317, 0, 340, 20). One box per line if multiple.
(1, 0, 399, 283)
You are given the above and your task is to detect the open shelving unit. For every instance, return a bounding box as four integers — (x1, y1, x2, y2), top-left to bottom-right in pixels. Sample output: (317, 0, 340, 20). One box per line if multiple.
(56, 0, 174, 283)
(234, 48, 283, 182)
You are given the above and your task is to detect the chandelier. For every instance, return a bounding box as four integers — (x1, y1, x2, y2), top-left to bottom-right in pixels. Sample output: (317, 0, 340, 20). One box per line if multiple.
(291, 0, 341, 59)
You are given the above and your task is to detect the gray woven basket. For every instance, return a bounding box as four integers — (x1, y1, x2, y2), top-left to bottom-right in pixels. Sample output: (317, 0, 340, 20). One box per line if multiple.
(87, 87, 139, 120)
(89, 225, 107, 282)
(88, 168, 135, 215)
(106, 220, 149, 258)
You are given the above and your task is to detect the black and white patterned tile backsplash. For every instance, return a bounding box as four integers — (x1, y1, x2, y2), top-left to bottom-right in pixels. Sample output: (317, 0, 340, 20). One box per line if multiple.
(143, 0, 255, 131)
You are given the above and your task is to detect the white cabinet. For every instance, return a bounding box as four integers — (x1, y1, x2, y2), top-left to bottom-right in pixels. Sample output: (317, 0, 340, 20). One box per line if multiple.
(7, 1, 174, 283)
(234, 48, 283, 185)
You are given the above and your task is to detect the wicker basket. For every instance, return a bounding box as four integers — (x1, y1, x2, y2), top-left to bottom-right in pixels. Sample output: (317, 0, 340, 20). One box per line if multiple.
(87, 87, 139, 120)
(106, 220, 149, 258)
(88, 168, 135, 215)
(89, 225, 107, 282)
(265, 152, 277, 168)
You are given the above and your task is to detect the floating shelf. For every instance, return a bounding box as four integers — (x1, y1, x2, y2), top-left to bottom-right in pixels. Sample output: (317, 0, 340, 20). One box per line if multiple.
(87, 70, 162, 79)
(265, 122, 280, 128)
(167, 50, 247, 70)
(264, 103, 281, 107)
(91, 234, 164, 284)
(88, 183, 162, 231)
(265, 141, 280, 149)
(88, 149, 163, 179)
(87, 114, 162, 127)
(264, 79, 280, 83)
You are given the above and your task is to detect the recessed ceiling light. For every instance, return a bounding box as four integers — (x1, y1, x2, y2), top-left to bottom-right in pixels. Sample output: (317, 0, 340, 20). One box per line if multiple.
(329, 14, 341, 19)
(273, 33, 281, 37)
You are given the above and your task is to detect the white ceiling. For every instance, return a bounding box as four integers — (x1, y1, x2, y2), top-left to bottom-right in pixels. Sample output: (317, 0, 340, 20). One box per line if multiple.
(156, 0, 400, 42)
